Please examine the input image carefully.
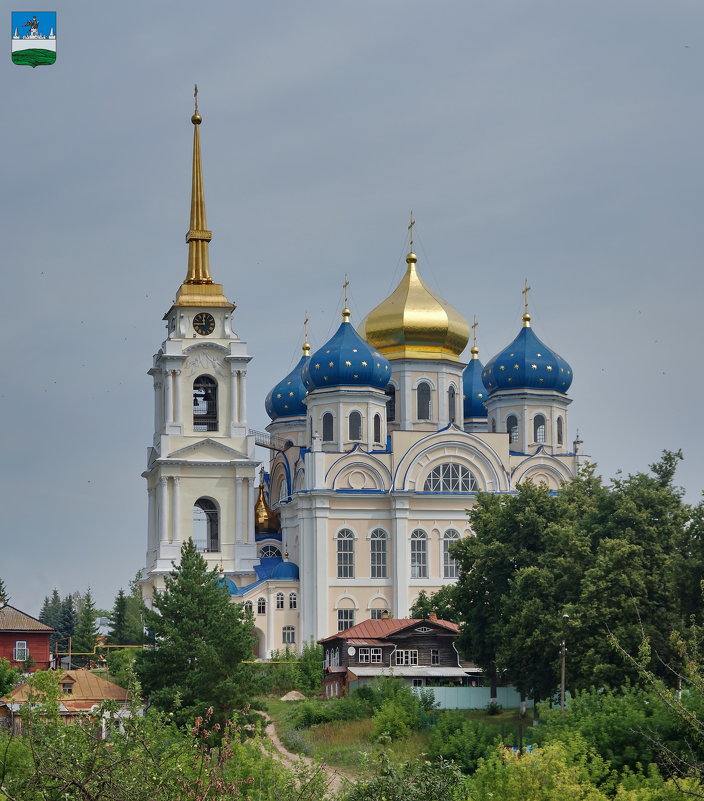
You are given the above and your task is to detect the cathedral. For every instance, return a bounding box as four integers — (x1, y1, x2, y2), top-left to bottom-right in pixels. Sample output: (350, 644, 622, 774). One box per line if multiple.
(143, 104, 583, 658)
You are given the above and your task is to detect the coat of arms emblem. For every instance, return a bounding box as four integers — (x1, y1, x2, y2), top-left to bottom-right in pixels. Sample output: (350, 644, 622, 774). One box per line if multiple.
(11, 11, 56, 67)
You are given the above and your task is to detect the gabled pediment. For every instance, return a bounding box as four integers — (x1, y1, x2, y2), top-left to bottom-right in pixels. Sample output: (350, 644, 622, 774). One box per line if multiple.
(165, 439, 250, 461)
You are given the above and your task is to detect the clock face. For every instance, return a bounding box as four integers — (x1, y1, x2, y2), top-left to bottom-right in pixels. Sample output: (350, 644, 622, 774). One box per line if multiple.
(193, 312, 215, 336)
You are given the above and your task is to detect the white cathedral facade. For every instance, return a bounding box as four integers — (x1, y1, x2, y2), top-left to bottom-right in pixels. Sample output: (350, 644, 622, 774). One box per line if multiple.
(143, 106, 583, 658)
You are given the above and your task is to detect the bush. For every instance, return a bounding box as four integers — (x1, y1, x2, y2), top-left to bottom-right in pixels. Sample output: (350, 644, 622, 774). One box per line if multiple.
(288, 695, 369, 729)
(372, 699, 415, 741)
(486, 699, 503, 715)
(428, 710, 501, 773)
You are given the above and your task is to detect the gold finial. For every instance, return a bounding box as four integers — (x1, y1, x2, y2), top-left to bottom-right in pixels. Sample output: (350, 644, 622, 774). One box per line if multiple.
(470, 315, 479, 359)
(342, 274, 351, 322)
(522, 279, 531, 327)
(192, 83, 201, 125)
(303, 312, 311, 355)
(408, 210, 415, 252)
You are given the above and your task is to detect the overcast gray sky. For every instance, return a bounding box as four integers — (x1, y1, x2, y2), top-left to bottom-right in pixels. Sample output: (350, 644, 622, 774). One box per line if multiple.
(2, 1, 702, 615)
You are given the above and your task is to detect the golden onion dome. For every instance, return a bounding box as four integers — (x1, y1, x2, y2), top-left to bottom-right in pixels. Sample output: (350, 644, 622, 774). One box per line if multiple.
(359, 251, 470, 361)
(254, 481, 281, 535)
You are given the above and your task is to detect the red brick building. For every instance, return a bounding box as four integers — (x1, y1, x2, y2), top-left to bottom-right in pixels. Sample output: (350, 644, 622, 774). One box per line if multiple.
(0, 604, 54, 671)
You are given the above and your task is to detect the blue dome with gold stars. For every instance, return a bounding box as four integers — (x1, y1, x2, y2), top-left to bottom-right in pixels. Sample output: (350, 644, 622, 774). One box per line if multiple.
(463, 347, 488, 418)
(483, 313, 573, 394)
(302, 309, 391, 391)
(265, 344, 310, 420)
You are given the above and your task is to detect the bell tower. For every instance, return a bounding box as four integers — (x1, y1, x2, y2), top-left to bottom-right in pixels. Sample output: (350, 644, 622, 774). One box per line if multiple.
(143, 89, 258, 603)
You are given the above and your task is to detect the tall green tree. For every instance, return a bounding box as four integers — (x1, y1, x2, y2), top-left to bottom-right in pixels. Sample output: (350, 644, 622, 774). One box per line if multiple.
(410, 586, 457, 621)
(108, 589, 128, 644)
(72, 589, 99, 667)
(0, 578, 9, 606)
(38, 589, 62, 652)
(135, 539, 254, 728)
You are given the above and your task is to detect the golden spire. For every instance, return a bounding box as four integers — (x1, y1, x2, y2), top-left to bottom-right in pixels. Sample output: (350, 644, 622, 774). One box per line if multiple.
(255, 467, 281, 535)
(173, 86, 233, 310)
(303, 312, 311, 355)
(342, 274, 351, 322)
(522, 279, 531, 327)
(470, 315, 479, 359)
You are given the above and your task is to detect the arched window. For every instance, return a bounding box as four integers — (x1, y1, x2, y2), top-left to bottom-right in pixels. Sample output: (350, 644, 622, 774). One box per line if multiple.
(373, 414, 382, 444)
(507, 415, 519, 443)
(349, 411, 362, 441)
(322, 412, 334, 442)
(557, 417, 564, 446)
(491, 418, 496, 433)
(424, 463, 478, 492)
(282, 626, 295, 644)
(443, 529, 461, 578)
(417, 382, 431, 420)
(193, 498, 219, 552)
(448, 386, 457, 423)
(534, 415, 546, 444)
(289, 592, 297, 610)
(260, 545, 282, 559)
(193, 376, 218, 431)
(385, 384, 396, 422)
(337, 529, 354, 578)
(370, 528, 387, 578)
(257, 597, 266, 615)
(244, 600, 253, 614)
(410, 530, 428, 578)
(276, 592, 285, 610)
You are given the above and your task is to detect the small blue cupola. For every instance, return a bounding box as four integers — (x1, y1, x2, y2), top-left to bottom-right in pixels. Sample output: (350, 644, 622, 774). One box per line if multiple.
(463, 344, 488, 418)
(301, 308, 391, 391)
(265, 342, 311, 420)
(483, 312, 573, 394)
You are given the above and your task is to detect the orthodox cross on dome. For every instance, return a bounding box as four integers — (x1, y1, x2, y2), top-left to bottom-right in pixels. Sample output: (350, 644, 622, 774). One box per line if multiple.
(472, 315, 478, 348)
(342, 275, 351, 322)
(194, 83, 199, 114)
(522, 279, 531, 314)
(303, 312, 311, 353)
(408, 210, 415, 251)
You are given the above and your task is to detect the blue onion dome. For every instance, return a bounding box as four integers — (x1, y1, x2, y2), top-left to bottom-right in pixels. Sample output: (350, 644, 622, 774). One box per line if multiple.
(301, 308, 391, 391)
(483, 313, 573, 393)
(218, 575, 238, 594)
(463, 345, 488, 418)
(271, 558, 300, 580)
(265, 342, 311, 420)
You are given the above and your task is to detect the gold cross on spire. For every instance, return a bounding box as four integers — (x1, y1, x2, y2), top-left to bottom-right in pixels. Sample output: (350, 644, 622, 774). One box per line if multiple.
(408, 210, 415, 251)
(522, 279, 531, 313)
(304, 311, 310, 340)
(472, 315, 478, 348)
(342, 275, 351, 322)
(194, 83, 199, 113)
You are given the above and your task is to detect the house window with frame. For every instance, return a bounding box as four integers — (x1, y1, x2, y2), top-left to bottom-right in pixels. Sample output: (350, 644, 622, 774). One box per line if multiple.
(276, 592, 284, 610)
(289, 592, 297, 610)
(431, 648, 440, 665)
(282, 626, 295, 644)
(448, 385, 457, 423)
(410, 529, 428, 578)
(370, 647, 382, 663)
(417, 382, 431, 420)
(193, 375, 218, 431)
(443, 529, 461, 578)
(373, 413, 382, 444)
(395, 649, 419, 666)
(370, 528, 387, 578)
(257, 597, 266, 615)
(412, 678, 424, 687)
(13, 641, 28, 662)
(337, 609, 355, 631)
(322, 412, 334, 442)
(358, 647, 370, 663)
(424, 463, 478, 493)
(507, 415, 519, 443)
(349, 411, 362, 441)
(337, 529, 355, 578)
(534, 414, 546, 443)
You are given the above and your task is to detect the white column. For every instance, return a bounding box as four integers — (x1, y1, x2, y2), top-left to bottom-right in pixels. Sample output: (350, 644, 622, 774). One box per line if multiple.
(392, 500, 410, 618)
(266, 587, 275, 657)
(247, 478, 255, 544)
(171, 476, 181, 544)
(164, 371, 173, 425)
(239, 370, 248, 424)
(401, 371, 412, 429)
(229, 367, 238, 428)
(337, 401, 344, 450)
(438, 372, 447, 426)
(173, 371, 182, 425)
(153, 378, 162, 432)
(158, 477, 169, 545)
(235, 478, 244, 542)
(147, 487, 156, 552)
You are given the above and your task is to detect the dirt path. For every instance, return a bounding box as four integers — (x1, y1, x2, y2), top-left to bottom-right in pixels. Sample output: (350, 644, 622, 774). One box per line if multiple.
(262, 714, 352, 795)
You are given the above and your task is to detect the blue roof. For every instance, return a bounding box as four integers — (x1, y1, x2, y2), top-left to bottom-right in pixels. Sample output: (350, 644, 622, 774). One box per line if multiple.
(483, 322, 573, 394)
(224, 556, 299, 596)
(265, 351, 310, 420)
(463, 357, 488, 418)
(301, 318, 391, 391)
(271, 560, 300, 580)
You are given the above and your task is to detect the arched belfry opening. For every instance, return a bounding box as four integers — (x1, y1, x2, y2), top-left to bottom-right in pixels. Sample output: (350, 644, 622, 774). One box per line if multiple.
(193, 497, 219, 551)
(193, 375, 218, 431)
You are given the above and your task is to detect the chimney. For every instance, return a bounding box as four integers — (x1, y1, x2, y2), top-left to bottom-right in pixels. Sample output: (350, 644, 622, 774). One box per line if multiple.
(429, 611, 438, 622)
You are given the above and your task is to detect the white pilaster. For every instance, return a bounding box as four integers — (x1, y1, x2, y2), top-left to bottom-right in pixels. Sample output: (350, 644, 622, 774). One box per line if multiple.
(229, 367, 238, 429)
(173, 370, 182, 425)
(239, 370, 248, 424)
(392, 498, 410, 617)
(158, 476, 169, 544)
(235, 477, 244, 542)
(147, 487, 156, 552)
(266, 587, 275, 657)
(247, 478, 255, 543)
(164, 371, 173, 425)
(401, 371, 412, 429)
(171, 476, 181, 544)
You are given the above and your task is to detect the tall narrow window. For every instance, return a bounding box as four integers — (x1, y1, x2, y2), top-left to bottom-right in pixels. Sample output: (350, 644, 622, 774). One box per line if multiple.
(417, 382, 431, 420)
(322, 412, 334, 442)
(448, 386, 457, 423)
(193, 498, 219, 552)
(349, 411, 362, 441)
(370, 528, 388, 578)
(557, 417, 564, 445)
(337, 609, 355, 631)
(257, 597, 266, 615)
(491, 418, 496, 433)
(443, 529, 460, 578)
(282, 626, 295, 644)
(276, 592, 285, 610)
(13, 641, 28, 662)
(289, 592, 297, 610)
(410, 529, 428, 578)
(386, 384, 396, 422)
(337, 529, 355, 578)
(534, 414, 546, 443)
(244, 600, 253, 614)
(373, 414, 382, 444)
(193, 376, 218, 431)
(507, 415, 519, 444)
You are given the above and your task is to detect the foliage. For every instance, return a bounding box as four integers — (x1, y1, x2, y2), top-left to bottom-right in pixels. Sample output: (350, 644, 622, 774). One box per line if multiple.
(427, 710, 502, 774)
(38, 589, 62, 651)
(451, 454, 692, 703)
(254, 641, 323, 696)
(108, 572, 147, 645)
(105, 646, 141, 688)
(486, 699, 503, 715)
(135, 539, 255, 730)
(287, 695, 370, 729)
(0, 578, 9, 606)
(71, 588, 100, 667)
(409, 586, 457, 620)
(0, 657, 21, 697)
(372, 699, 415, 741)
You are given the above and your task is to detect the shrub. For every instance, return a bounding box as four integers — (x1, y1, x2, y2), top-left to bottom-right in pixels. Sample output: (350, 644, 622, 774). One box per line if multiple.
(372, 699, 415, 741)
(486, 699, 503, 715)
(428, 710, 501, 773)
(288, 695, 369, 729)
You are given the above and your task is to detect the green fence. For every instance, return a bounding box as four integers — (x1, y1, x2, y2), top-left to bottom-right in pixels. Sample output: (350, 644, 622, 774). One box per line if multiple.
(411, 685, 532, 709)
